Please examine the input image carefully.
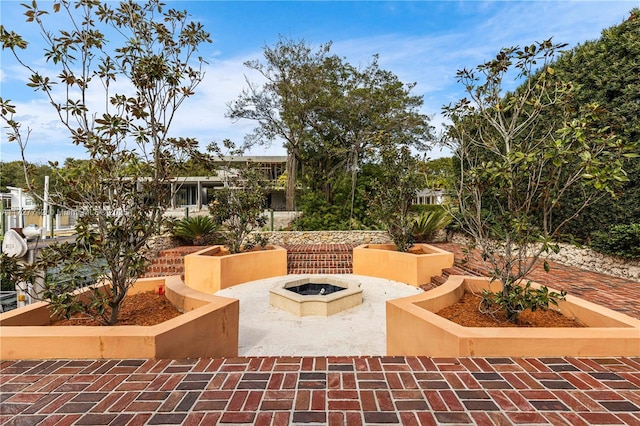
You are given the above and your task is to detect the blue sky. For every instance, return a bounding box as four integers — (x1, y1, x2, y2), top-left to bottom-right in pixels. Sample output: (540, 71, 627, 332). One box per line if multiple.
(1, 0, 638, 164)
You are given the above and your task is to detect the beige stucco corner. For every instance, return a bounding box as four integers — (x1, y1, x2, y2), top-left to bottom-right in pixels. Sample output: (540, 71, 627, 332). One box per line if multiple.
(184, 245, 288, 294)
(0, 276, 239, 360)
(352, 243, 454, 287)
(386, 275, 640, 357)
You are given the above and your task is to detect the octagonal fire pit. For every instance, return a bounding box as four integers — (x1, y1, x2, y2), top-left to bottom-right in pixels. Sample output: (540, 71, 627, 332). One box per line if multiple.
(269, 276, 363, 317)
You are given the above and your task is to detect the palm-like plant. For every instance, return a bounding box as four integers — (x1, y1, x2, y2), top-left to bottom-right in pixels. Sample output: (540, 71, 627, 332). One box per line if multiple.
(172, 216, 218, 246)
(411, 209, 452, 243)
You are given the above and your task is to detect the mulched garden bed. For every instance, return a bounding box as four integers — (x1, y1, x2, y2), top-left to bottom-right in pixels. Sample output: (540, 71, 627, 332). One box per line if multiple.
(49, 291, 182, 326)
(437, 292, 585, 327)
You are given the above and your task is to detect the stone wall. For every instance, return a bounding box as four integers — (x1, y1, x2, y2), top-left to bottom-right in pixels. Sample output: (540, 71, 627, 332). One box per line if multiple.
(257, 231, 393, 245)
(144, 234, 183, 261)
(547, 243, 640, 281)
(450, 233, 640, 281)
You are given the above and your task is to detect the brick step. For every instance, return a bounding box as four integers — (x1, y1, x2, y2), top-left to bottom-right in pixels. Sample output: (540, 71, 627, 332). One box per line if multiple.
(288, 267, 353, 275)
(150, 256, 188, 266)
(142, 264, 185, 277)
(287, 260, 352, 269)
(442, 266, 468, 277)
(157, 246, 203, 257)
(284, 244, 355, 254)
(285, 244, 354, 275)
(287, 253, 353, 261)
(423, 266, 474, 291)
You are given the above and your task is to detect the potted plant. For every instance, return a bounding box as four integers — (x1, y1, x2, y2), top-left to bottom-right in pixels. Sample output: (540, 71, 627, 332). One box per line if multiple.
(184, 141, 287, 293)
(352, 145, 454, 286)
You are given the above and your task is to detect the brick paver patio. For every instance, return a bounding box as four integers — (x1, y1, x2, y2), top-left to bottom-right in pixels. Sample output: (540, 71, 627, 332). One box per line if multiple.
(1, 243, 639, 425)
(2, 356, 639, 425)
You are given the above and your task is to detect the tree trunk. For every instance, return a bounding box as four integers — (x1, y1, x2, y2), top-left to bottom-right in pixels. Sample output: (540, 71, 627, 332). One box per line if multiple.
(285, 152, 297, 211)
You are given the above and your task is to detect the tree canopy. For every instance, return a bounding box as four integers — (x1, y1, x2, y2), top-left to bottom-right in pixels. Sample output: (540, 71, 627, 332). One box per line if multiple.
(229, 37, 433, 219)
(544, 9, 640, 241)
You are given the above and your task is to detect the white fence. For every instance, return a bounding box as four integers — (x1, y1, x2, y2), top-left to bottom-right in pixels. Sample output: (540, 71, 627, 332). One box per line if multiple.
(1, 209, 78, 237)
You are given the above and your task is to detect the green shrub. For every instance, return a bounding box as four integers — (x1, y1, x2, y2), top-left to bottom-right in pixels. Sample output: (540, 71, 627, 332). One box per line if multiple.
(481, 282, 567, 324)
(409, 204, 446, 215)
(290, 190, 377, 231)
(411, 209, 452, 242)
(172, 216, 219, 246)
(0, 253, 21, 292)
(590, 224, 640, 259)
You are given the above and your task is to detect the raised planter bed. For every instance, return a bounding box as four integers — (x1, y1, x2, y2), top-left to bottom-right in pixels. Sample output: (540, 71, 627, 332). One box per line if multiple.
(184, 245, 287, 293)
(0, 276, 239, 360)
(387, 275, 640, 357)
(352, 243, 454, 287)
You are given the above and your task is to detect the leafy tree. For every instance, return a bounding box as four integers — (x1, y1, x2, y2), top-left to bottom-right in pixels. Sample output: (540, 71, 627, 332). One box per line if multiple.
(291, 165, 379, 231)
(443, 39, 633, 323)
(207, 140, 268, 254)
(0, 161, 53, 196)
(0, 0, 211, 325)
(301, 56, 432, 224)
(229, 37, 433, 218)
(369, 144, 425, 252)
(418, 157, 454, 191)
(543, 10, 640, 242)
(228, 37, 334, 211)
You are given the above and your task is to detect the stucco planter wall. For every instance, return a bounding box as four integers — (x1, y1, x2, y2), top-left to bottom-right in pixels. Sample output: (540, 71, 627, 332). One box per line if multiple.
(352, 244, 454, 287)
(0, 276, 239, 360)
(387, 275, 640, 357)
(184, 245, 287, 294)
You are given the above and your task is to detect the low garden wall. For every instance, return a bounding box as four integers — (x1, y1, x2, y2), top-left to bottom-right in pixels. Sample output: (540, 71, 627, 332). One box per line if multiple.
(547, 243, 640, 281)
(0, 276, 239, 359)
(387, 275, 640, 357)
(257, 231, 393, 245)
(451, 233, 640, 281)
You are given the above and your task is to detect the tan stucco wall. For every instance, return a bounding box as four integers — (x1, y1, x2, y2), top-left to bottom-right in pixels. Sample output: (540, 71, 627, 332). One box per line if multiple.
(0, 276, 239, 359)
(184, 245, 287, 294)
(387, 276, 640, 357)
(353, 244, 454, 287)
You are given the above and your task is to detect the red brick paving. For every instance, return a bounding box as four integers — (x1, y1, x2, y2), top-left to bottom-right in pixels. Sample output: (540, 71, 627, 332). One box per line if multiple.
(2, 243, 639, 425)
(1, 357, 639, 425)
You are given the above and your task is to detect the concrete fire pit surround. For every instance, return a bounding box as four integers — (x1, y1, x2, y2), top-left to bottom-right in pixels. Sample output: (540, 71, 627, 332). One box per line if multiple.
(387, 275, 640, 357)
(270, 275, 363, 317)
(0, 276, 239, 360)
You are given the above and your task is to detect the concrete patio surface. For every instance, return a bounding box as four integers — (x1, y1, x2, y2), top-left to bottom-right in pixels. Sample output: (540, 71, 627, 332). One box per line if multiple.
(214, 274, 422, 357)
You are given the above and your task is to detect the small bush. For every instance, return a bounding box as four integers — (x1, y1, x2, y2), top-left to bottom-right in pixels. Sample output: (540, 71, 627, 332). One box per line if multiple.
(409, 204, 446, 215)
(172, 216, 219, 246)
(481, 282, 567, 324)
(411, 209, 452, 242)
(590, 224, 640, 259)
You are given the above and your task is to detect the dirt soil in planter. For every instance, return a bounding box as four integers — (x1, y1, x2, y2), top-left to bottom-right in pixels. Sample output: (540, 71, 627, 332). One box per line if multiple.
(204, 245, 275, 256)
(49, 291, 182, 326)
(408, 246, 431, 255)
(437, 292, 585, 327)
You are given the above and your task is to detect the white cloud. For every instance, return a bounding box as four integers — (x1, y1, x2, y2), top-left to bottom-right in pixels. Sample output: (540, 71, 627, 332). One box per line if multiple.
(2, 0, 634, 163)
